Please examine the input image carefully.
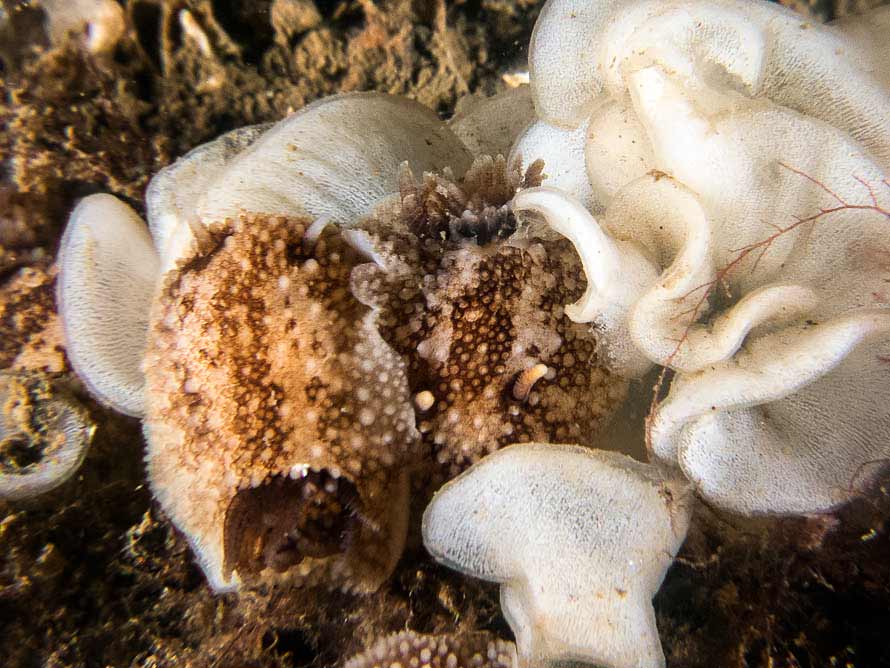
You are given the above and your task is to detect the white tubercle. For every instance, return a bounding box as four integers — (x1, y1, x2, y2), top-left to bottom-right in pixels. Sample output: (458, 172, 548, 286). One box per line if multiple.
(58, 194, 160, 417)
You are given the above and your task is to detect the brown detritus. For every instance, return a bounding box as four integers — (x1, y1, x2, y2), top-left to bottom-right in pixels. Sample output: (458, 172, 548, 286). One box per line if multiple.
(343, 630, 516, 668)
(271, 0, 323, 46)
(1, 0, 529, 218)
(145, 213, 418, 593)
(778, 0, 886, 19)
(0, 186, 65, 253)
(0, 263, 66, 374)
(353, 156, 627, 481)
(656, 468, 890, 668)
(3, 43, 154, 200)
(0, 2, 48, 71)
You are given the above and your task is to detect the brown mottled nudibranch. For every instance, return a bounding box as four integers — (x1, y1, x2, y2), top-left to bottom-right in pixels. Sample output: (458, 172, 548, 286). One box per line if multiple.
(352, 156, 627, 481)
(343, 631, 517, 668)
(145, 215, 418, 592)
(54, 92, 627, 593)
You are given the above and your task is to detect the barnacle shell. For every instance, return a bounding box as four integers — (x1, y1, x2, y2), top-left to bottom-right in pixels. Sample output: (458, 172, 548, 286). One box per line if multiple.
(0, 371, 94, 500)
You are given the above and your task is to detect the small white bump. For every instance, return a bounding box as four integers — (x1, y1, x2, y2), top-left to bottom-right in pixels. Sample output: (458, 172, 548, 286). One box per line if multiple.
(414, 390, 435, 412)
(359, 408, 376, 426)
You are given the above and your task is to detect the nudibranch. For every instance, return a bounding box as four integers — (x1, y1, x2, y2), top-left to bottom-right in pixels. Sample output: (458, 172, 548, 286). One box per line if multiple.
(56, 93, 475, 592)
(54, 91, 627, 593)
(343, 630, 517, 668)
(351, 156, 626, 481)
(144, 214, 419, 592)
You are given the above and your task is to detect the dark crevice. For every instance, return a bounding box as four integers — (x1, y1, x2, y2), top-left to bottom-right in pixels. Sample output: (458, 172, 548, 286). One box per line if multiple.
(210, 0, 275, 65)
(262, 627, 317, 666)
(131, 1, 163, 70)
(223, 472, 361, 578)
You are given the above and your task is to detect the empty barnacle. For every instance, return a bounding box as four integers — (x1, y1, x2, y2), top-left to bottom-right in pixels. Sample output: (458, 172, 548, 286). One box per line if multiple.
(0, 371, 95, 501)
(422, 443, 692, 668)
(343, 630, 517, 668)
(350, 155, 628, 481)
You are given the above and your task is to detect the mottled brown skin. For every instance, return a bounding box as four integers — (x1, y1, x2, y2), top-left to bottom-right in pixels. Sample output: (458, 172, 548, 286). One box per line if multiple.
(144, 214, 418, 593)
(343, 630, 516, 668)
(142, 159, 627, 595)
(353, 157, 628, 481)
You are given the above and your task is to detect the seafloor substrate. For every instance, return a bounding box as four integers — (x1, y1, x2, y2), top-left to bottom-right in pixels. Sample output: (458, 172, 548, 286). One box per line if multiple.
(1, 1, 889, 667)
